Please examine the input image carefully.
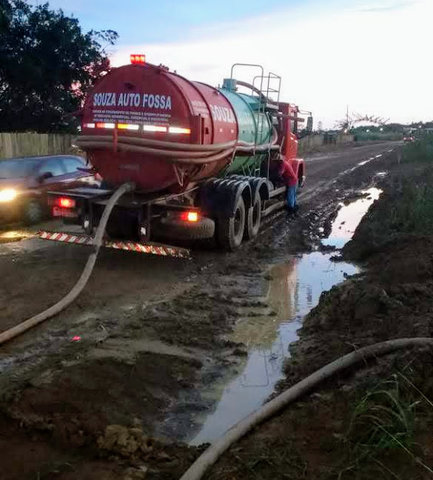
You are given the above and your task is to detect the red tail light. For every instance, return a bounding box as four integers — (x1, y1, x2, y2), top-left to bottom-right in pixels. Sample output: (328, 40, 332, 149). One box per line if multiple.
(180, 211, 199, 223)
(58, 197, 76, 208)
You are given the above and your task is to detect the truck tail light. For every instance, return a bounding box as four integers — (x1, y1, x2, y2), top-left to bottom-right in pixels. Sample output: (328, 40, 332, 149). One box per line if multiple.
(95, 122, 115, 129)
(181, 211, 199, 223)
(58, 197, 76, 209)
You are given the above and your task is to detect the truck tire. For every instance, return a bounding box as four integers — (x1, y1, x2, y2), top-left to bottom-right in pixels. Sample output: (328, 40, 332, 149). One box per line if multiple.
(23, 199, 44, 225)
(216, 196, 246, 251)
(245, 192, 262, 240)
(157, 217, 215, 240)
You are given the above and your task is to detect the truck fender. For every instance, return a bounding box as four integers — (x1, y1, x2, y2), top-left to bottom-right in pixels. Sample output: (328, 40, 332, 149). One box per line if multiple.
(294, 159, 306, 187)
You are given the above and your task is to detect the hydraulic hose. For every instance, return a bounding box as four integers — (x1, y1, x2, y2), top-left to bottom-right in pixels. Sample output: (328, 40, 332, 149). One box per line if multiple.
(179, 337, 433, 480)
(0, 182, 135, 346)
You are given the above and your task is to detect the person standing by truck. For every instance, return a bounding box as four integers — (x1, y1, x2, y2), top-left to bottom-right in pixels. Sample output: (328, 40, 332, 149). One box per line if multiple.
(276, 154, 299, 214)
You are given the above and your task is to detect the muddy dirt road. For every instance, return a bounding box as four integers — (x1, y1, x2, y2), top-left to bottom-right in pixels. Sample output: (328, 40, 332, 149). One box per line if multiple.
(0, 141, 399, 480)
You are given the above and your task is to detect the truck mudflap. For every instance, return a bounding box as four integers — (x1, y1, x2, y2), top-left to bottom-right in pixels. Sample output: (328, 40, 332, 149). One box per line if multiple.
(38, 231, 191, 259)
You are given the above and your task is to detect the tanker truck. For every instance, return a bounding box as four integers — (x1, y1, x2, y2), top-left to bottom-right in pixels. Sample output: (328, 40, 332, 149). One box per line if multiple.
(44, 57, 312, 255)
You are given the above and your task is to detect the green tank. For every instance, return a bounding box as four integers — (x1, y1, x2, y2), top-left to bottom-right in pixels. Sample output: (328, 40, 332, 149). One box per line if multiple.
(219, 81, 273, 176)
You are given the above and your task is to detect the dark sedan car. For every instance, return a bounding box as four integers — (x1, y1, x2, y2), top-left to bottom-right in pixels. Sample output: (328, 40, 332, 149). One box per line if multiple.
(0, 155, 98, 224)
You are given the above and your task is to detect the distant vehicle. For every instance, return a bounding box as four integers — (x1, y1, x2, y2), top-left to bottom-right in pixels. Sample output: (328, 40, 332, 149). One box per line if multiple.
(403, 135, 415, 143)
(0, 155, 99, 225)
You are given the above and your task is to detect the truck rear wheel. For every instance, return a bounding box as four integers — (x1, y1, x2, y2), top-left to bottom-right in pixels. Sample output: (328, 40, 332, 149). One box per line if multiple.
(23, 199, 44, 225)
(156, 216, 215, 240)
(216, 196, 246, 251)
(245, 192, 262, 240)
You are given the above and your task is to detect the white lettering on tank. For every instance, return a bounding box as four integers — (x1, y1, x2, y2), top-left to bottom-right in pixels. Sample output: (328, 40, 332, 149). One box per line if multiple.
(93, 92, 171, 110)
(210, 104, 235, 124)
(93, 92, 117, 107)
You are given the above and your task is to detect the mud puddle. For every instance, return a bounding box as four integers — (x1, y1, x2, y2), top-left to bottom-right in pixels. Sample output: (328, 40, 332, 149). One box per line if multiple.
(189, 188, 381, 445)
(323, 188, 381, 248)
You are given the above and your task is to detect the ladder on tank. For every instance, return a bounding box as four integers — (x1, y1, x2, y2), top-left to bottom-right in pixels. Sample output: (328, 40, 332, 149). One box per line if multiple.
(230, 63, 282, 177)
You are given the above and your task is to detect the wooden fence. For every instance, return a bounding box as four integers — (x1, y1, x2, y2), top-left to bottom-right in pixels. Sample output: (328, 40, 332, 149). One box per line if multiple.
(0, 133, 76, 159)
(298, 133, 354, 154)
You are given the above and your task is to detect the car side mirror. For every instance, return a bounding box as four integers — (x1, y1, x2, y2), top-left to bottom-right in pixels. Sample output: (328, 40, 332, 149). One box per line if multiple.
(38, 172, 53, 183)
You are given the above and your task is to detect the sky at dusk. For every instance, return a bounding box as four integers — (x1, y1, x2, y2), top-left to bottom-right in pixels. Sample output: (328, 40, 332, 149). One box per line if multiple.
(31, 0, 432, 128)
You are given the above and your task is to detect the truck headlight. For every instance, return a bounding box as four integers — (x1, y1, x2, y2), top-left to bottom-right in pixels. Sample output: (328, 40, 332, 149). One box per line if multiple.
(0, 188, 18, 202)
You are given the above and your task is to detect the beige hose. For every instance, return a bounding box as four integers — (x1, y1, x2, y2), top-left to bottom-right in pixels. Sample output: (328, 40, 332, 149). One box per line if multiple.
(180, 337, 433, 480)
(78, 135, 239, 151)
(0, 182, 135, 346)
(76, 128, 279, 165)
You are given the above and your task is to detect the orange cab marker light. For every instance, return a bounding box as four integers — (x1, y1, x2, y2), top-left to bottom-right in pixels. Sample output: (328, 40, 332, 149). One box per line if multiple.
(181, 211, 199, 223)
(58, 197, 76, 209)
(130, 54, 146, 65)
(142, 125, 167, 133)
(96, 122, 115, 129)
(169, 126, 191, 134)
(84, 123, 95, 128)
(118, 123, 140, 131)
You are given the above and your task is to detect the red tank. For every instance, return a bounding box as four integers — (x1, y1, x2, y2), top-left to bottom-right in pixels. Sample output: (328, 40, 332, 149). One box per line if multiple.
(79, 62, 239, 193)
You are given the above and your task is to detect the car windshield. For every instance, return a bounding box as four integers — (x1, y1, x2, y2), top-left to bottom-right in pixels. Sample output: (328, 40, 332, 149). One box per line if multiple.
(0, 158, 39, 179)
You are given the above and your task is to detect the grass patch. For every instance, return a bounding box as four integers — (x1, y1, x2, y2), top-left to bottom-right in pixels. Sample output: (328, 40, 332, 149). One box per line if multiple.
(400, 134, 433, 164)
(344, 135, 433, 259)
(387, 135, 433, 235)
(387, 169, 433, 235)
(332, 373, 433, 480)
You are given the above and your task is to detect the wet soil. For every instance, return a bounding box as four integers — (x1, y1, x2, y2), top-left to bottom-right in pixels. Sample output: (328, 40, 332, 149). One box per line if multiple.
(0, 141, 400, 479)
(206, 147, 433, 479)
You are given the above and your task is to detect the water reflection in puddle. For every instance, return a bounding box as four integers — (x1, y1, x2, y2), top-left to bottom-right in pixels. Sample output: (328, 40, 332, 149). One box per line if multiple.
(323, 188, 381, 249)
(189, 187, 381, 445)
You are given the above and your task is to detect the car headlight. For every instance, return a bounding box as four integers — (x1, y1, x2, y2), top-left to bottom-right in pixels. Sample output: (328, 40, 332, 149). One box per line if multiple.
(0, 188, 18, 202)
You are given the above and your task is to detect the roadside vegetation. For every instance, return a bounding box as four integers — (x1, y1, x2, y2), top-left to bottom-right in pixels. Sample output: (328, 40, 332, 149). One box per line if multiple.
(344, 134, 433, 260)
(207, 139, 433, 479)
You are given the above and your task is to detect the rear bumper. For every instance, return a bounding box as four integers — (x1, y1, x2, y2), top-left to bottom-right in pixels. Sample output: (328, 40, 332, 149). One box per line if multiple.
(38, 230, 191, 259)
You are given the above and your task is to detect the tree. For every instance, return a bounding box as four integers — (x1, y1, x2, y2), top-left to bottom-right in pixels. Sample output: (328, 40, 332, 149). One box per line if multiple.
(0, 1, 117, 132)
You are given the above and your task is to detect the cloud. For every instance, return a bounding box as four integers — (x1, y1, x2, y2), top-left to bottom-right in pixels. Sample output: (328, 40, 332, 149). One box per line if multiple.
(352, 0, 419, 13)
(111, 0, 432, 128)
